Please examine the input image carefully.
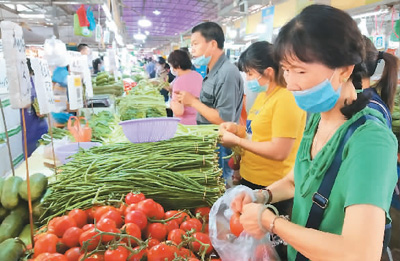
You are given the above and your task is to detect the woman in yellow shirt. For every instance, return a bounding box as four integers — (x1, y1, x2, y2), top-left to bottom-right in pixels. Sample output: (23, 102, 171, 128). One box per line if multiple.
(220, 41, 306, 214)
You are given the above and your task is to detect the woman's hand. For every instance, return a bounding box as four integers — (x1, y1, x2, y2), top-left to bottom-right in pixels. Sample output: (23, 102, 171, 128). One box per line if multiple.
(219, 122, 238, 134)
(175, 90, 196, 106)
(240, 203, 275, 239)
(231, 191, 254, 213)
(219, 130, 240, 148)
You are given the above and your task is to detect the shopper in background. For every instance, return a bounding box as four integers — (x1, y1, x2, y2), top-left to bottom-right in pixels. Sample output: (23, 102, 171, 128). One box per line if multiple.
(231, 5, 397, 260)
(168, 50, 203, 125)
(357, 36, 400, 257)
(220, 41, 306, 210)
(92, 57, 104, 74)
(77, 43, 90, 56)
(146, 57, 156, 78)
(156, 57, 170, 81)
(175, 21, 244, 184)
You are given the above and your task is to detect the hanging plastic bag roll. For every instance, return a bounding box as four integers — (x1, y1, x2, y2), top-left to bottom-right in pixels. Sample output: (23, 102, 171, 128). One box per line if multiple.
(209, 185, 280, 261)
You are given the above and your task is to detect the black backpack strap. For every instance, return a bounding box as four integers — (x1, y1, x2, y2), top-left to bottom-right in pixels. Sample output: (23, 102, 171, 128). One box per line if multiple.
(295, 115, 379, 261)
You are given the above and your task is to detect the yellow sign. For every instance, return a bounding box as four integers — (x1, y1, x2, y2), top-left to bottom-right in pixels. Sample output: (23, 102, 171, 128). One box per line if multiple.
(74, 77, 81, 87)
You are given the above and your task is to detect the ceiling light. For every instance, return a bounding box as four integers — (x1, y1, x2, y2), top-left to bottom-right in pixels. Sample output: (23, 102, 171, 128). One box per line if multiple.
(127, 44, 134, 49)
(153, 10, 161, 15)
(134, 32, 146, 41)
(16, 4, 28, 12)
(4, 4, 14, 9)
(19, 13, 45, 19)
(352, 9, 389, 20)
(145, 31, 150, 35)
(138, 17, 152, 27)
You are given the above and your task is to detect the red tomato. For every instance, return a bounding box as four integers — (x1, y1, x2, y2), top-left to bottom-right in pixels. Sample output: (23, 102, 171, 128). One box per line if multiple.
(165, 220, 180, 233)
(195, 207, 211, 222)
(47, 217, 61, 234)
(230, 213, 244, 237)
(137, 199, 158, 218)
(147, 238, 160, 248)
(35, 253, 68, 261)
(34, 233, 58, 256)
(153, 203, 164, 220)
(97, 218, 118, 242)
(147, 243, 176, 261)
(56, 241, 69, 254)
(124, 204, 138, 216)
(145, 223, 167, 241)
(79, 254, 104, 261)
(82, 224, 95, 231)
(125, 192, 145, 204)
(191, 232, 213, 254)
(79, 228, 100, 251)
(118, 204, 127, 216)
(94, 206, 115, 222)
(68, 209, 88, 228)
(164, 211, 190, 224)
(178, 247, 195, 258)
(180, 218, 202, 232)
(54, 216, 77, 237)
(188, 258, 200, 261)
(86, 207, 99, 223)
(64, 247, 81, 261)
(101, 210, 123, 228)
(123, 223, 141, 245)
(167, 228, 186, 245)
(125, 210, 148, 230)
(34, 253, 52, 261)
(104, 246, 129, 261)
(128, 246, 147, 261)
(62, 227, 83, 248)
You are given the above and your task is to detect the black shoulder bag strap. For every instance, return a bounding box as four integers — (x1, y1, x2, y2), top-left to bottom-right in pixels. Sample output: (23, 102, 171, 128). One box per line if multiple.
(295, 115, 380, 261)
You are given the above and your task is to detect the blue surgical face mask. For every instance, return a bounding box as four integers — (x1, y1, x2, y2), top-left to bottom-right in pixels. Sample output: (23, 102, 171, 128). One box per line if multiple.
(291, 70, 340, 113)
(247, 76, 268, 93)
(192, 55, 211, 67)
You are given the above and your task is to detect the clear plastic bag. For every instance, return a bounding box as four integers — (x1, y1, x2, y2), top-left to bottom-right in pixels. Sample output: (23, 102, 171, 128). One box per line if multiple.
(209, 185, 280, 261)
(43, 37, 68, 67)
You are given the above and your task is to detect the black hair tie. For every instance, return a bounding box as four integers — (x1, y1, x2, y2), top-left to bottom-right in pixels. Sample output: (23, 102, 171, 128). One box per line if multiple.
(377, 51, 384, 60)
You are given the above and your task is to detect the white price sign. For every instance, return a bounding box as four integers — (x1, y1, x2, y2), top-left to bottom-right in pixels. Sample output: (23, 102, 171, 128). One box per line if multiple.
(67, 75, 83, 110)
(68, 51, 85, 73)
(31, 58, 55, 114)
(1, 21, 31, 108)
(0, 57, 9, 94)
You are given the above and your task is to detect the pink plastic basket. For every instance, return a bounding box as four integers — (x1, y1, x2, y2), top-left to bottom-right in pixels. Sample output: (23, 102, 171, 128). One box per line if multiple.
(119, 117, 180, 143)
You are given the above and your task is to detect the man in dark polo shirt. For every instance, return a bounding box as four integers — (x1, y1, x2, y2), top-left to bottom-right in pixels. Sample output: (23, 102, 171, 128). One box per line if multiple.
(175, 22, 244, 184)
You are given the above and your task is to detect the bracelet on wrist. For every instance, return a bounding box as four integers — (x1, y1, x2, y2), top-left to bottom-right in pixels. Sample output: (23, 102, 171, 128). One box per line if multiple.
(258, 204, 280, 234)
(254, 188, 273, 204)
(269, 215, 288, 234)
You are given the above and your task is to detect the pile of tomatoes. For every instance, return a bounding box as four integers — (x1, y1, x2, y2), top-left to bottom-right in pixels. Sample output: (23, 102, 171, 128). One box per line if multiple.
(30, 192, 220, 261)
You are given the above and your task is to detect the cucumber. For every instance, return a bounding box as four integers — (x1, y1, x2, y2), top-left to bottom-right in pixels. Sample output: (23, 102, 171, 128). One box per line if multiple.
(0, 238, 25, 261)
(19, 173, 48, 202)
(0, 206, 8, 222)
(0, 203, 28, 243)
(1, 176, 23, 209)
(18, 223, 36, 246)
(32, 201, 45, 220)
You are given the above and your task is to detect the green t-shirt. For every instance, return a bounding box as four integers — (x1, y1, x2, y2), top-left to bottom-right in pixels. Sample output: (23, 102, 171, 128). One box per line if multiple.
(288, 108, 398, 260)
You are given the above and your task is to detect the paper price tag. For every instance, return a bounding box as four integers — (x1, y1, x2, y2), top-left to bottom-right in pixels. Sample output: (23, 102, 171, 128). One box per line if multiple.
(1, 21, 31, 108)
(68, 51, 84, 73)
(0, 57, 9, 94)
(31, 58, 55, 114)
(68, 75, 83, 110)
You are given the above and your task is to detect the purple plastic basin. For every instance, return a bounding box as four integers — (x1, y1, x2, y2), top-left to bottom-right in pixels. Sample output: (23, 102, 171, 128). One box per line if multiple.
(55, 142, 101, 164)
(118, 117, 180, 143)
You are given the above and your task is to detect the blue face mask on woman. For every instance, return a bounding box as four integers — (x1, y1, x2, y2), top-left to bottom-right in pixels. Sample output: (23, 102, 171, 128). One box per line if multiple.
(247, 76, 268, 93)
(291, 70, 340, 113)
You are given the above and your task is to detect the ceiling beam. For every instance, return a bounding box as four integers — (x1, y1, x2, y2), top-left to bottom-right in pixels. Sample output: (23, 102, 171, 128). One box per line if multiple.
(0, 0, 105, 4)
(0, 4, 17, 14)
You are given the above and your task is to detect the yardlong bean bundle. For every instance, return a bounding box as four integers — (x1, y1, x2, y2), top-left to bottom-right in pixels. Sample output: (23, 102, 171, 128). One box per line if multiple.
(41, 134, 224, 223)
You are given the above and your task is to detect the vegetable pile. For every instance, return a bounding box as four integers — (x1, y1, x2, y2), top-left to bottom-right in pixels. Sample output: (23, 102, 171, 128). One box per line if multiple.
(39, 128, 72, 145)
(40, 134, 224, 223)
(92, 72, 124, 96)
(29, 192, 220, 261)
(0, 173, 48, 247)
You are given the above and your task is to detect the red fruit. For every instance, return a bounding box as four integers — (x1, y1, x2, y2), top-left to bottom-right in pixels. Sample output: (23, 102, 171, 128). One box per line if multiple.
(97, 218, 119, 243)
(94, 206, 115, 222)
(147, 243, 176, 261)
(79, 228, 100, 251)
(54, 216, 77, 237)
(153, 203, 164, 220)
(167, 229, 186, 245)
(62, 227, 83, 248)
(194, 207, 211, 222)
(128, 246, 147, 261)
(101, 210, 123, 228)
(104, 246, 129, 261)
(68, 209, 88, 228)
(124, 204, 138, 215)
(164, 211, 190, 224)
(191, 232, 213, 254)
(137, 199, 158, 218)
(125, 192, 145, 204)
(145, 223, 167, 241)
(123, 223, 141, 245)
(180, 218, 202, 232)
(82, 224, 95, 231)
(228, 157, 240, 170)
(165, 220, 180, 233)
(65, 247, 82, 261)
(79, 254, 104, 261)
(33, 233, 58, 256)
(125, 210, 148, 230)
(147, 238, 160, 248)
(178, 247, 195, 258)
(230, 212, 244, 237)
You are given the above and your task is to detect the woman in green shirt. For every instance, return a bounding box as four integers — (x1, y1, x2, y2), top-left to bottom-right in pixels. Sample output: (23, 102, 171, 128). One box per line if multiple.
(231, 4, 398, 261)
